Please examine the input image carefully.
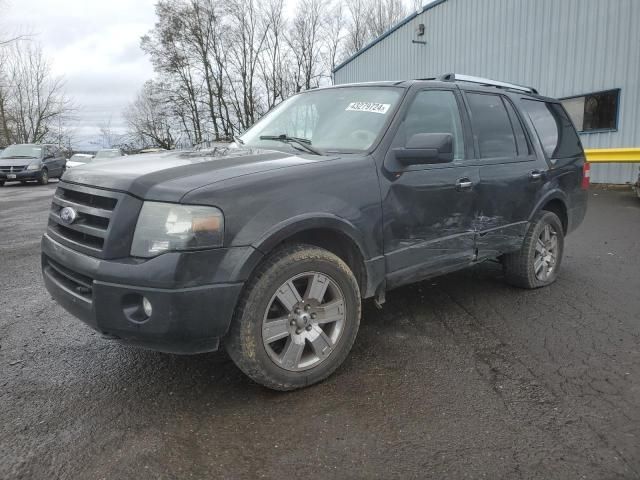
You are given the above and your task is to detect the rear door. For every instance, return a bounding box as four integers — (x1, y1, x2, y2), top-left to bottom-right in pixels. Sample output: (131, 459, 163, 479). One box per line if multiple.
(55, 147, 67, 175)
(381, 87, 480, 287)
(463, 91, 547, 258)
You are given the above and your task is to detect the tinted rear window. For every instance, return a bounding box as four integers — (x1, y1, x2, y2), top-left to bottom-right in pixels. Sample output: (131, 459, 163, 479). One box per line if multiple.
(521, 100, 583, 158)
(467, 93, 517, 158)
(503, 99, 531, 156)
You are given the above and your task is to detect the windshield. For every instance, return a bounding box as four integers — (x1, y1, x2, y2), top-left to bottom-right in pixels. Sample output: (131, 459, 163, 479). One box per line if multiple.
(240, 87, 403, 153)
(70, 155, 92, 163)
(0, 145, 42, 159)
(95, 150, 121, 159)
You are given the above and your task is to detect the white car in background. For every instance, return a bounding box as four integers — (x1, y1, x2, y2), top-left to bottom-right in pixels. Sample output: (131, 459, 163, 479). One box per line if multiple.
(66, 153, 94, 168)
(94, 148, 125, 159)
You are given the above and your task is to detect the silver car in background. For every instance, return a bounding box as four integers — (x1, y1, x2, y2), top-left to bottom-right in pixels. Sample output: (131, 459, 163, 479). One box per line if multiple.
(66, 153, 94, 168)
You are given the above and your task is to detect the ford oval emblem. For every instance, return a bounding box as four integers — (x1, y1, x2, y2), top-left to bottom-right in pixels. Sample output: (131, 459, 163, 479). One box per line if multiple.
(59, 206, 78, 225)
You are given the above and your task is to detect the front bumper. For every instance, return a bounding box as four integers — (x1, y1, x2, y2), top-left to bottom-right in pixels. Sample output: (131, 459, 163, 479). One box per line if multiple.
(41, 234, 251, 354)
(0, 170, 41, 181)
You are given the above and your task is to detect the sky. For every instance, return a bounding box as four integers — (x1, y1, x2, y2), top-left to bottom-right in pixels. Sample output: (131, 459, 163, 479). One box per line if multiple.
(2, 0, 158, 149)
(1, 0, 422, 150)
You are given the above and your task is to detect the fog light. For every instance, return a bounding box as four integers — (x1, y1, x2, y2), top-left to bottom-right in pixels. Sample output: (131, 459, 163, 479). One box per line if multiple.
(142, 297, 153, 317)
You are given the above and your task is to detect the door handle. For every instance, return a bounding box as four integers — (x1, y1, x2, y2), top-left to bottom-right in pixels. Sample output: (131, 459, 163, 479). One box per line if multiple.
(456, 178, 473, 191)
(529, 170, 544, 181)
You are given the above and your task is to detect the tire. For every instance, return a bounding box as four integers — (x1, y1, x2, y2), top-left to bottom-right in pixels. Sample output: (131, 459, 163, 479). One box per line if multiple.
(0, 180, 4, 187)
(225, 244, 361, 391)
(38, 168, 49, 185)
(502, 211, 564, 289)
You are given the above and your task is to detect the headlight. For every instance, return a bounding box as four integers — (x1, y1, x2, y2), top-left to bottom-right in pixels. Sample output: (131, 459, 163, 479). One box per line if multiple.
(131, 202, 224, 258)
(26, 163, 40, 171)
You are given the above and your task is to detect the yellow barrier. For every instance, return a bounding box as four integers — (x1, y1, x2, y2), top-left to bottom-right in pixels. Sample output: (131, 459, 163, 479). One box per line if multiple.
(585, 148, 640, 163)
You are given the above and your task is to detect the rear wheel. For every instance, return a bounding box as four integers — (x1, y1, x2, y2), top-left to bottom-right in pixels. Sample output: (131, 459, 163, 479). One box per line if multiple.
(38, 168, 49, 185)
(502, 211, 564, 289)
(0, 180, 4, 187)
(225, 244, 361, 391)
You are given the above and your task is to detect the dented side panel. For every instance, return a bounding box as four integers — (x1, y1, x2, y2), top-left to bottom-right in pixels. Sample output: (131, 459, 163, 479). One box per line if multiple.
(381, 163, 480, 287)
(474, 159, 548, 258)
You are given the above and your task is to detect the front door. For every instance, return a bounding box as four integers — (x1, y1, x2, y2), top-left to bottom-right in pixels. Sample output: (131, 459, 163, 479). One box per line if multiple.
(42, 146, 61, 176)
(381, 88, 479, 288)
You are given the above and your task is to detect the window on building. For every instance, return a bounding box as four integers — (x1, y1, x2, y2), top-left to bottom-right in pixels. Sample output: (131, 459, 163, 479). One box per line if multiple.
(560, 89, 620, 132)
(466, 93, 517, 158)
(521, 100, 582, 159)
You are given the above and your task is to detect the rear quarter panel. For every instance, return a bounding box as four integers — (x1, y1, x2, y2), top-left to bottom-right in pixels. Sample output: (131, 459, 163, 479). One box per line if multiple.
(513, 95, 588, 234)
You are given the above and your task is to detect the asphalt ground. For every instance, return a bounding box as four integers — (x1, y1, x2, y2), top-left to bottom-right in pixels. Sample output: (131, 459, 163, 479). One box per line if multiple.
(1, 181, 639, 479)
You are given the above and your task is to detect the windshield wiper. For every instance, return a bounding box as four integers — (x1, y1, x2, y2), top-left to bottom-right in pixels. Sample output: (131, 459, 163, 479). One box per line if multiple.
(259, 134, 322, 155)
(4, 155, 35, 159)
(233, 135, 245, 145)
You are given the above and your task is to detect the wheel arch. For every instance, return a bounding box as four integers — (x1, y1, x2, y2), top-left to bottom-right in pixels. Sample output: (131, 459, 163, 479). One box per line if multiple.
(530, 191, 569, 234)
(251, 215, 376, 298)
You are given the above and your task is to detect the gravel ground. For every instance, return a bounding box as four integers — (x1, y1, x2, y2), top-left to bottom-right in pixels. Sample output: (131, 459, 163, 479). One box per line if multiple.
(1, 181, 639, 479)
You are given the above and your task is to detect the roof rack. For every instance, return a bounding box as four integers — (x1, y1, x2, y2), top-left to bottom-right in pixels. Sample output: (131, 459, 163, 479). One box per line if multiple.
(438, 73, 538, 94)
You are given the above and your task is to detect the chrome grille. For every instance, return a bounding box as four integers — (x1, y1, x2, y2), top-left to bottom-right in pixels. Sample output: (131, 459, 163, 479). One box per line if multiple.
(48, 183, 120, 256)
(0, 165, 26, 173)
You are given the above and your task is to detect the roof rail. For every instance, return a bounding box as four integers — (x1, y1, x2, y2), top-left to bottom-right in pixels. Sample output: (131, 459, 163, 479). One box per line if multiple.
(439, 73, 538, 94)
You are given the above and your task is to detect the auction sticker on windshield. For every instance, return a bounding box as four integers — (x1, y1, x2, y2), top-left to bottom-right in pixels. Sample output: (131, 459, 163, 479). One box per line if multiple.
(345, 102, 391, 114)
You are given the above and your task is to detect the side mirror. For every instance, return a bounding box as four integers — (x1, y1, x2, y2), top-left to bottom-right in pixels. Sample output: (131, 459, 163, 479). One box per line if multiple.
(393, 133, 454, 165)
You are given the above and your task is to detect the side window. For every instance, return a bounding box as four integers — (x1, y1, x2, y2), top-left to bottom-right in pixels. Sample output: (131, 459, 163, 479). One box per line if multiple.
(466, 93, 517, 158)
(402, 90, 465, 160)
(503, 99, 531, 156)
(521, 100, 582, 158)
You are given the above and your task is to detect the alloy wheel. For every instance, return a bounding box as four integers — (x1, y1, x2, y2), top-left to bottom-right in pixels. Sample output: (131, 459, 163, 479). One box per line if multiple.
(534, 224, 558, 281)
(262, 271, 346, 372)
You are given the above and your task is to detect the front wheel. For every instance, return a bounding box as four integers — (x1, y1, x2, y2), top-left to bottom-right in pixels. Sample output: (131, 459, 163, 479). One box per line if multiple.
(38, 168, 49, 185)
(502, 211, 564, 289)
(225, 244, 361, 391)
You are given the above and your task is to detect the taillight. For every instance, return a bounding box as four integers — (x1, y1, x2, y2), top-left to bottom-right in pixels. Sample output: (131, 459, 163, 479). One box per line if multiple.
(581, 162, 590, 190)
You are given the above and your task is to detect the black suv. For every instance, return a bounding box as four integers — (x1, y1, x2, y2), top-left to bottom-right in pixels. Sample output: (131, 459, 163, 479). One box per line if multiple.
(41, 74, 588, 390)
(0, 144, 67, 186)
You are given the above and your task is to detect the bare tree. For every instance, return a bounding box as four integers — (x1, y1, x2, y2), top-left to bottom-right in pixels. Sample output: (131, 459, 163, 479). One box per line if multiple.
(2, 43, 72, 144)
(224, 0, 270, 130)
(124, 80, 179, 150)
(367, 0, 407, 38)
(0, 49, 12, 145)
(98, 116, 115, 148)
(0, 0, 29, 47)
(141, 1, 204, 144)
(130, 0, 415, 146)
(184, 0, 227, 140)
(344, 0, 371, 56)
(259, 0, 292, 109)
(287, 0, 326, 92)
(323, 2, 346, 78)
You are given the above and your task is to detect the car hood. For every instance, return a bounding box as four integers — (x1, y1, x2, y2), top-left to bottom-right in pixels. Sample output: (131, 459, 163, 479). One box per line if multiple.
(62, 146, 337, 202)
(0, 158, 38, 168)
